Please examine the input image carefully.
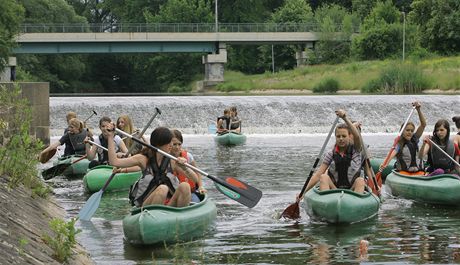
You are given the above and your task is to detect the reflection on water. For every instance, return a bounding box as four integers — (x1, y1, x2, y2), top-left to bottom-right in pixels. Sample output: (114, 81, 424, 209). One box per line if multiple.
(45, 133, 460, 264)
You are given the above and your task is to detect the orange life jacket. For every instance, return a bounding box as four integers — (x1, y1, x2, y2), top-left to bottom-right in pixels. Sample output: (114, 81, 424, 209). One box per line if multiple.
(174, 150, 197, 192)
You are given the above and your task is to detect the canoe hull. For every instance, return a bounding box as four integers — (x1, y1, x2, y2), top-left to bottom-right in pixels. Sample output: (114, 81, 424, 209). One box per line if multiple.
(386, 170, 460, 205)
(54, 155, 90, 178)
(215, 132, 247, 146)
(303, 187, 380, 224)
(123, 195, 217, 245)
(83, 165, 141, 193)
(369, 158, 395, 182)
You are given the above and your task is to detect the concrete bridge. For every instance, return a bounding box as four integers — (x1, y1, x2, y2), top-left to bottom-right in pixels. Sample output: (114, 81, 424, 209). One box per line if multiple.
(5, 23, 331, 85)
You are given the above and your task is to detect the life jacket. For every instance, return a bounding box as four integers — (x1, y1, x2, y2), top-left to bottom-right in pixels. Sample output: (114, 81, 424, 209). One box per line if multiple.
(174, 150, 197, 192)
(68, 130, 87, 156)
(98, 135, 109, 163)
(217, 115, 230, 130)
(327, 144, 362, 189)
(428, 139, 455, 171)
(128, 154, 178, 207)
(230, 116, 241, 130)
(395, 135, 422, 172)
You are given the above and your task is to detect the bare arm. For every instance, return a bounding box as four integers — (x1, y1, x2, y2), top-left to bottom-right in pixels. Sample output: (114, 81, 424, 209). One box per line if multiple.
(172, 159, 199, 183)
(413, 101, 426, 139)
(107, 131, 146, 169)
(336, 109, 362, 151)
(41, 140, 61, 155)
(84, 137, 98, 161)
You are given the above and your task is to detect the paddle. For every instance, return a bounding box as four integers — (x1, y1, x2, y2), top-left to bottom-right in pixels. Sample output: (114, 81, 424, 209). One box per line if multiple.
(115, 128, 263, 208)
(83, 110, 98, 124)
(427, 138, 460, 168)
(375, 107, 416, 185)
(78, 108, 161, 221)
(41, 155, 88, 180)
(39, 148, 57, 164)
(362, 142, 381, 198)
(280, 116, 340, 219)
(208, 123, 217, 134)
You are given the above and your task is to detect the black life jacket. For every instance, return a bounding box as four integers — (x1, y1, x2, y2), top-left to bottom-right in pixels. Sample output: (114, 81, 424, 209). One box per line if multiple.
(128, 154, 177, 207)
(217, 115, 230, 130)
(68, 130, 87, 156)
(328, 145, 359, 189)
(395, 135, 421, 171)
(98, 135, 109, 163)
(428, 139, 455, 171)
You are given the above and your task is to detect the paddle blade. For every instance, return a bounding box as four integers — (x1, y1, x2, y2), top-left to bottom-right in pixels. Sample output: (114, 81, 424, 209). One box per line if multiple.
(41, 163, 70, 180)
(280, 201, 300, 220)
(39, 148, 57, 163)
(211, 176, 262, 208)
(78, 190, 103, 221)
(208, 124, 217, 134)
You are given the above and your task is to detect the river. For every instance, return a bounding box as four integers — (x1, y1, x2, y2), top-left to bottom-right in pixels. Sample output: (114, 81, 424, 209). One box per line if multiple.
(41, 95, 460, 264)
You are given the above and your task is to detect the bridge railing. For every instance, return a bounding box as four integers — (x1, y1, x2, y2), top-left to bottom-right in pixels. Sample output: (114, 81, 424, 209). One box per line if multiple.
(20, 23, 358, 33)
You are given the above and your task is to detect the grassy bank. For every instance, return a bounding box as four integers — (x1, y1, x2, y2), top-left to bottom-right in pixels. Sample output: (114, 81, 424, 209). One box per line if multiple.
(215, 56, 460, 93)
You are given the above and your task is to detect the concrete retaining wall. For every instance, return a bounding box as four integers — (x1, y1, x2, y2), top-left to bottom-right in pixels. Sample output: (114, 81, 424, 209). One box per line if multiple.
(0, 82, 50, 145)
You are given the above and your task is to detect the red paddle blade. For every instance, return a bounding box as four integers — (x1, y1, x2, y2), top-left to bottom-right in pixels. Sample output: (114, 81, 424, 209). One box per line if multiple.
(280, 201, 300, 219)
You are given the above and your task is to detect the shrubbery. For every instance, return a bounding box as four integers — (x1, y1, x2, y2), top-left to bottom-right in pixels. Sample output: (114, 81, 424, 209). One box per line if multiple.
(313, 77, 340, 93)
(361, 63, 431, 93)
(0, 85, 47, 196)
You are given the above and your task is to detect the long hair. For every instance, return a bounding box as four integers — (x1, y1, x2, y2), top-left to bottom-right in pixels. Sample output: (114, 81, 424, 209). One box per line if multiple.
(453, 116, 460, 129)
(432, 119, 450, 145)
(398, 122, 415, 146)
(117, 114, 134, 148)
(68, 118, 83, 133)
(142, 127, 173, 158)
(171, 129, 183, 143)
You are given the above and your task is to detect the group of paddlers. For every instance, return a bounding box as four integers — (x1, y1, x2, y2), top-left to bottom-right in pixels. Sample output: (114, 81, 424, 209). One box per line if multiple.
(296, 101, 460, 203)
(216, 106, 242, 134)
(40, 102, 460, 210)
(40, 112, 206, 208)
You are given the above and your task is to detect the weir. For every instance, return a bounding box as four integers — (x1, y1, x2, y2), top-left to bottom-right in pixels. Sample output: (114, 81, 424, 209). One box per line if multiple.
(49, 95, 459, 136)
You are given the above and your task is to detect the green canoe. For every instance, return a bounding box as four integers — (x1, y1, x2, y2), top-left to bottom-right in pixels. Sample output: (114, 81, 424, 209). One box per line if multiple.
(386, 170, 460, 205)
(54, 155, 90, 178)
(215, 132, 247, 146)
(303, 187, 380, 224)
(369, 158, 395, 182)
(83, 165, 141, 193)
(123, 194, 217, 245)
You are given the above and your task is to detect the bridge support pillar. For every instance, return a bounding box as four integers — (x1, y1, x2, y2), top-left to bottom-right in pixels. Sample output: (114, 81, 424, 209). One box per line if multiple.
(0, 57, 17, 82)
(202, 43, 227, 88)
(296, 51, 307, 67)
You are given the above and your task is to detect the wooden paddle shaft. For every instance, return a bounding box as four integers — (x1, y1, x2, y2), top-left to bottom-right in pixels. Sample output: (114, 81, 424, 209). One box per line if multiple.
(428, 138, 460, 168)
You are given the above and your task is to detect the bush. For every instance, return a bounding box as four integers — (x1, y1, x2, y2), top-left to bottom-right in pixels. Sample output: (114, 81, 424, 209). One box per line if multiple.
(361, 63, 431, 94)
(313, 77, 340, 93)
(0, 85, 45, 194)
(43, 218, 81, 263)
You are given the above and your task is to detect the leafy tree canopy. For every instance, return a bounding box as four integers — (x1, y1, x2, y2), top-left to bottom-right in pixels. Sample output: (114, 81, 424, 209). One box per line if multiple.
(409, 0, 460, 54)
(0, 0, 24, 68)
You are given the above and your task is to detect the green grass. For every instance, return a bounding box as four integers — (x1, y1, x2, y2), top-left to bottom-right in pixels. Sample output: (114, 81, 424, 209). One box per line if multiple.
(214, 56, 460, 93)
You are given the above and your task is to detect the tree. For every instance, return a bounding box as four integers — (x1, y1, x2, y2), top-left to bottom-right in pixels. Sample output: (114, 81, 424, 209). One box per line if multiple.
(0, 0, 24, 69)
(17, 0, 88, 92)
(312, 4, 358, 64)
(351, 0, 417, 60)
(260, 0, 315, 71)
(409, 0, 460, 54)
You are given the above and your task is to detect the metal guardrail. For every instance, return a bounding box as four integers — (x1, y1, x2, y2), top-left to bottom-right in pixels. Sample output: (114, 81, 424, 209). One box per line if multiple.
(20, 23, 358, 33)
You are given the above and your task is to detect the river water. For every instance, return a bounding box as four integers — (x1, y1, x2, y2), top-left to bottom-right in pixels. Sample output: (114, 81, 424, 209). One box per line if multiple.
(42, 95, 460, 264)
